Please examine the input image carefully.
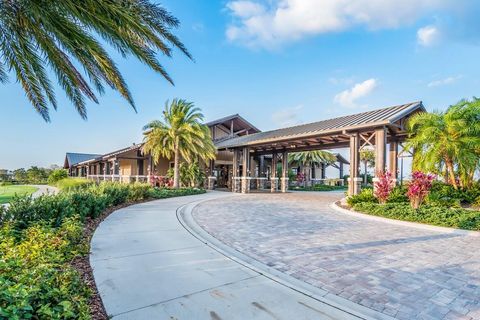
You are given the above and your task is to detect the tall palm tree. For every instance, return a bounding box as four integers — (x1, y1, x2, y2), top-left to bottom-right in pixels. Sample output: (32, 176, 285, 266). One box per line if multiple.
(142, 99, 216, 189)
(360, 149, 375, 185)
(405, 98, 480, 189)
(0, 0, 191, 121)
(289, 150, 337, 184)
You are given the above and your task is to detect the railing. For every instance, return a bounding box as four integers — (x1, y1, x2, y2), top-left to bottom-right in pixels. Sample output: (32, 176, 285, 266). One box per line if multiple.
(87, 174, 150, 183)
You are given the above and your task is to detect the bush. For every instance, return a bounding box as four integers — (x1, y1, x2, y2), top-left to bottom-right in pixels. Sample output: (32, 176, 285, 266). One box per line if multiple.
(55, 178, 93, 191)
(430, 181, 480, 205)
(353, 202, 480, 230)
(0, 182, 206, 318)
(0, 217, 90, 319)
(47, 169, 68, 185)
(373, 171, 395, 204)
(347, 188, 377, 206)
(407, 171, 435, 209)
(387, 185, 409, 203)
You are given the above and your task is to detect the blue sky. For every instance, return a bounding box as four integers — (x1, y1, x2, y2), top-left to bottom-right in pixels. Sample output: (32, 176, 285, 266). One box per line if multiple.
(2, 0, 480, 169)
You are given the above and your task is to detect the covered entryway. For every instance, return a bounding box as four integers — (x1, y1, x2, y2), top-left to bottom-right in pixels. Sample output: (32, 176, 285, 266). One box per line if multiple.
(213, 102, 426, 195)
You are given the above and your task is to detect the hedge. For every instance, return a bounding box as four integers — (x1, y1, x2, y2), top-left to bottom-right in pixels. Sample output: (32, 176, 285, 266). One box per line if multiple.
(0, 182, 205, 319)
(353, 202, 480, 231)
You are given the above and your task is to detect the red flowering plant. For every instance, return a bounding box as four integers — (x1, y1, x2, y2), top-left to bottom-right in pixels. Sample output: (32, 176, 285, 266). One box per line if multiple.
(373, 170, 395, 204)
(296, 172, 305, 185)
(407, 171, 436, 209)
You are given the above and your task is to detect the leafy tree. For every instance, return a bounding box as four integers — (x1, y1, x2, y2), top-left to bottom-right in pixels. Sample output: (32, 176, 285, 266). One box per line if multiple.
(13, 168, 27, 182)
(26, 166, 49, 183)
(142, 99, 216, 188)
(0, 0, 191, 121)
(406, 98, 480, 189)
(48, 169, 68, 185)
(360, 149, 375, 185)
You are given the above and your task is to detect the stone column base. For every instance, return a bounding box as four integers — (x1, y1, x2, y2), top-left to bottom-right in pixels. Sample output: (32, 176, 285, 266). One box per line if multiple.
(348, 177, 363, 195)
(207, 176, 216, 190)
(280, 177, 289, 193)
(241, 177, 251, 193)
(270, 178, 278, 193)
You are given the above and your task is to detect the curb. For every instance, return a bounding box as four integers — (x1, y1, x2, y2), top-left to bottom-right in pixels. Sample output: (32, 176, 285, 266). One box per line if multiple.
(331, 200, 480, 237)
(177, 197, 395, 320)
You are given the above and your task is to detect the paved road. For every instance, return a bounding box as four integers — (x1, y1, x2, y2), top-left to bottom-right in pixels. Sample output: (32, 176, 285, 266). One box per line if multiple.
(91, 192, 364, 320)
(193, 192, 480, 320)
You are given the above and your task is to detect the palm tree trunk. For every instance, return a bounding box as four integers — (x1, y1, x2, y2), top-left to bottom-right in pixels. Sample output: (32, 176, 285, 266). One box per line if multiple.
(445, 159, 457, 190)
(173, 142, 180, 189)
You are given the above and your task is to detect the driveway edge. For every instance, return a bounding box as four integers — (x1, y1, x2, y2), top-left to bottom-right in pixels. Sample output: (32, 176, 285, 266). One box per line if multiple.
(330, 200, 480, 237)
(177, 197, 395, 320)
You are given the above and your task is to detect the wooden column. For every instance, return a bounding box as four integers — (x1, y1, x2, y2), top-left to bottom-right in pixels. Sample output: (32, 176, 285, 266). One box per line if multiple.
(375, 127, 387, 175)
(281, 151, 289, 193)
(271, 153, 278, 192)
(232, 149, 239, 192)
(349, 132, 361, 196)
(389, 140, 398, 181)
(241, 147, 250, 193)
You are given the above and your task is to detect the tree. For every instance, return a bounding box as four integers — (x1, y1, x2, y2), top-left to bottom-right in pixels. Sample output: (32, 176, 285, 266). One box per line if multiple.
(288, 150, 337, 185)
(142, 99, 216, 189)
(0, 0, 191, 121)
(405, 98, 480, 189)
(360, 149, 375, 185)
(13, 168, 27, 182)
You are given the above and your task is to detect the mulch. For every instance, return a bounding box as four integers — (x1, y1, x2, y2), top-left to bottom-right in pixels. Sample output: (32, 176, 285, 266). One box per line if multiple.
(70, 200, 152, 320)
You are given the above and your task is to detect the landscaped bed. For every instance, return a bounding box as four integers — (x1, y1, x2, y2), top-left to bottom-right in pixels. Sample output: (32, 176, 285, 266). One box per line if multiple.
(0, 182, 205, 319)
(346, 181, 480, 231)
(290, 184, 347, 192)
(0, 184, 38, 204)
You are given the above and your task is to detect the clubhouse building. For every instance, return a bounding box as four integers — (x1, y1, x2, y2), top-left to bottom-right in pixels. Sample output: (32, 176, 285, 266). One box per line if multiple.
(64, 101, 425, 195)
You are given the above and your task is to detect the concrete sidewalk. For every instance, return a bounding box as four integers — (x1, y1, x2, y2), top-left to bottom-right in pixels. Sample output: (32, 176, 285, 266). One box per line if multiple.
(90, 192, 363, 320)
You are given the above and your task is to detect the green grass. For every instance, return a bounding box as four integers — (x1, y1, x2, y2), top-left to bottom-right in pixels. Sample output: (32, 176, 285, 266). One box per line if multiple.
(0, 185, 38, 204)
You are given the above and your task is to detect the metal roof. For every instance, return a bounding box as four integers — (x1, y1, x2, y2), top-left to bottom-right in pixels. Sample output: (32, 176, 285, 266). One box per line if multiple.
(64, 153, 101, 167)
(206, 114, 261, 134)
(215, 101, 425, 149)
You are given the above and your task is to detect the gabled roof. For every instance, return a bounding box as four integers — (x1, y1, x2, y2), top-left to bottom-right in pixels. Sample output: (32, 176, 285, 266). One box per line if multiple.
(75, 143, 144, 166)
(64, 153, 101, 168)
(206, 114, 261, 135)
(216, 102, 425, 149)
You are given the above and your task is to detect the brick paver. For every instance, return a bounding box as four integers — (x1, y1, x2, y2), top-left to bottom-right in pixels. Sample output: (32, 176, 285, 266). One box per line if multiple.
(193, 192, 480, 320)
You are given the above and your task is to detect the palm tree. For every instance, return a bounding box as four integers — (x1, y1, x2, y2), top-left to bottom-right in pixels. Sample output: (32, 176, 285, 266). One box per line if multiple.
(0, 0, 191, 121)
(142, 99, 216, 189)
(405, 98, 480, 189)
(289, 150, 337, 185)
(360, 149, 375, 185)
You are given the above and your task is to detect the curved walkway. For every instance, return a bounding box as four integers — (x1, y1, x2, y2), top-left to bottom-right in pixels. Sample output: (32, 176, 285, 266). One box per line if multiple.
(193, 192, 480, 320)
(90, 192, 366, 319)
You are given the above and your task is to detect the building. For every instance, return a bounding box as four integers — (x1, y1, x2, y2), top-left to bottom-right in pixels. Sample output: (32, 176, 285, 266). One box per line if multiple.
(64, 113, 347, 188)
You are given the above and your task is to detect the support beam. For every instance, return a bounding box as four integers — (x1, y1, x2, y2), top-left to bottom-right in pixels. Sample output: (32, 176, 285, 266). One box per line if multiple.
(241, 147, 250, 193)
(348, 133, 361, 196)
(389, 140, 399, 181)
(375, 127, 387, 175)
(271, 153, 278, 192)
(281, 151, 289, 192)
(232, 149, 239, 192)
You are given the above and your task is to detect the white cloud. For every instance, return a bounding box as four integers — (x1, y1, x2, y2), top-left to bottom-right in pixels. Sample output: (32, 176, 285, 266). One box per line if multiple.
(417, 25, 441, 46)
(334, 78, 378, 108)
(427, 75, 462, 87)
(271, 105, 304, 127)
(225, 0, 451, 48)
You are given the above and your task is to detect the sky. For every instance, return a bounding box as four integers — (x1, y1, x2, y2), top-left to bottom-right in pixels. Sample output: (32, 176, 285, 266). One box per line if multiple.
(1, 0, 480, 170)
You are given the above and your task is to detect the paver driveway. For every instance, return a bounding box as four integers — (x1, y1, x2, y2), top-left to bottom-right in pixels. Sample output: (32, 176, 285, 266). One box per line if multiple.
(192, 192, 480, 320)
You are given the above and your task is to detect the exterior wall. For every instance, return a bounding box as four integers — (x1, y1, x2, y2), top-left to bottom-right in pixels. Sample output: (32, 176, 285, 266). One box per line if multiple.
(152, 156, 171, 176)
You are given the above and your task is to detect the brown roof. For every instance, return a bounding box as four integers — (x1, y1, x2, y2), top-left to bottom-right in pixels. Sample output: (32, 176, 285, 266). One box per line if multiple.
(206, 114, 261, 134)
(216, 101, 425, 149)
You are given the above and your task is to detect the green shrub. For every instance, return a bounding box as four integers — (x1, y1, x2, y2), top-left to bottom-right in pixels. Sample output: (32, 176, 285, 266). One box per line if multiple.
(55, 178, 93, 191)
(0, 217, 90, 320)
(347, 188, 377, 206)
(430, 181, 480, 205)
(353, 202, 480, 230)
(0, 181, 13, 186)
(47, 169, 68, 185)
(290, 184, 346, 192)
(387, 185, 409, 203)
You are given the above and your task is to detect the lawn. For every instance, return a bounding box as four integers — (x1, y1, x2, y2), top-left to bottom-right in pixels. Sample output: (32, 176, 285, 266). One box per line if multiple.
(0, 185, 38, 204)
